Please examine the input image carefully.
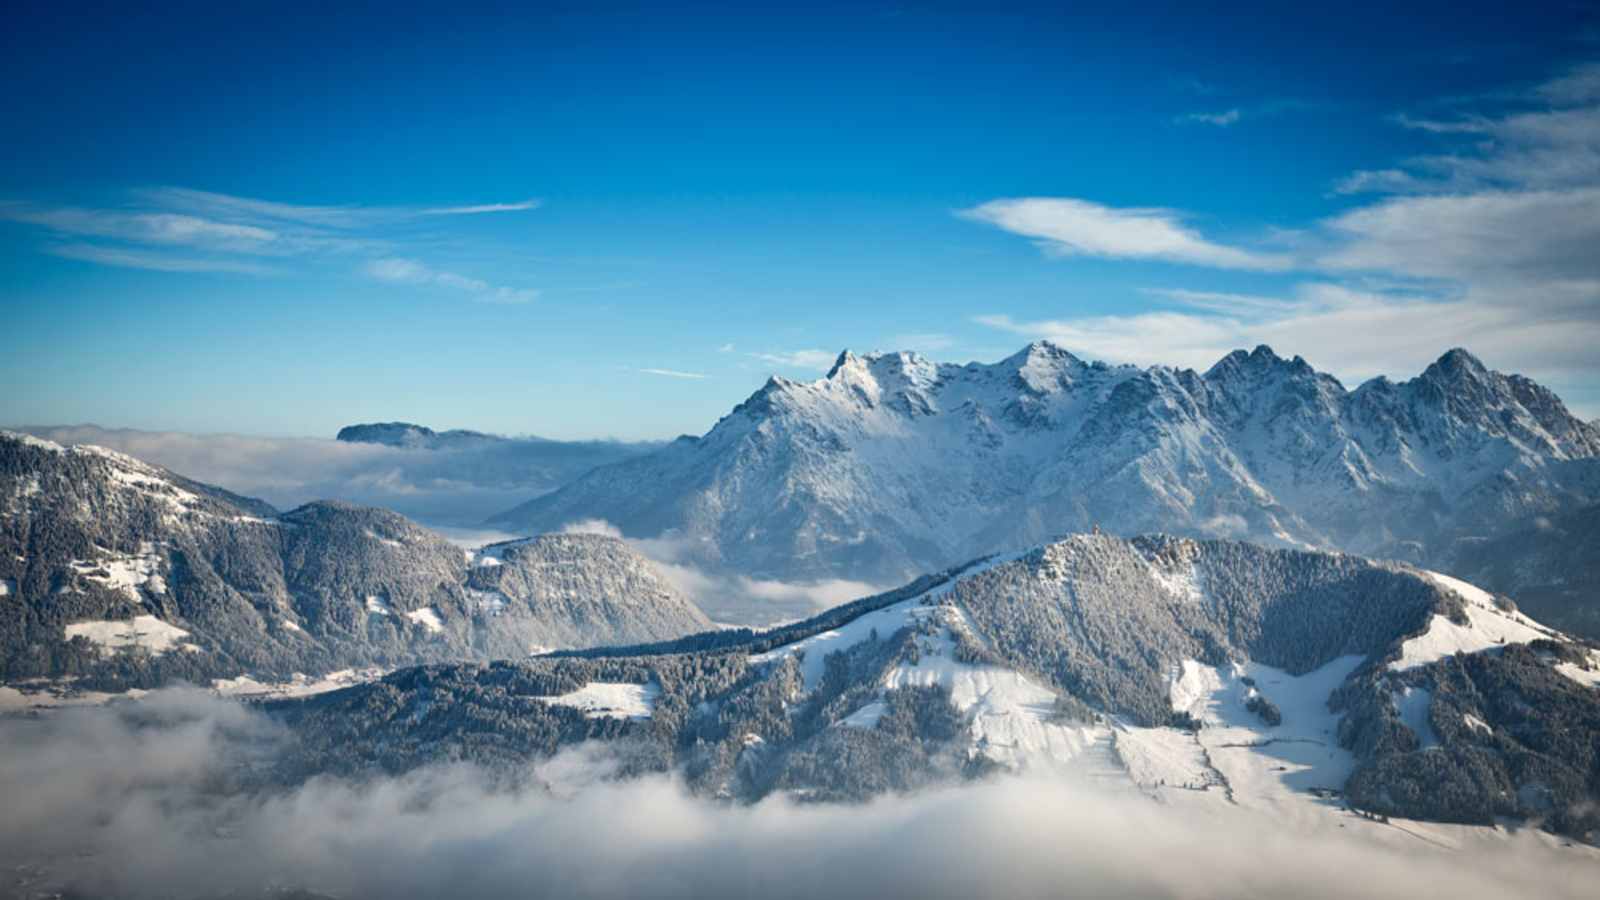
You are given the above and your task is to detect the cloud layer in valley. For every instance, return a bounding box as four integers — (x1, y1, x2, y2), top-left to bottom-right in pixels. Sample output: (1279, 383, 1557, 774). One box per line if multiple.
(560, 519, 882, 624)
(0, 690, 1593, 900)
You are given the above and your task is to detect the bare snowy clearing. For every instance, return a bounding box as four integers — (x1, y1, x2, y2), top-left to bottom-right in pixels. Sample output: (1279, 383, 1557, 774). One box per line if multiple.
(63, 615, 190, 655)
(536, 682, 659, 720)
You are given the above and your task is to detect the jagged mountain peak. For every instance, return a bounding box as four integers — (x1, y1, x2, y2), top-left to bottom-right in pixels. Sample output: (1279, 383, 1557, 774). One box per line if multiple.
(825, 348, 861, 378)
(1204, 344, 1321, 382)
(492, 343, 1600, 584)
(1428, 346, 1489, 377)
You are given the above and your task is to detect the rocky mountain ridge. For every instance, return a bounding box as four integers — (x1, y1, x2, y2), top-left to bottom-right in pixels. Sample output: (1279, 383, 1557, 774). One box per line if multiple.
(0, 432, 709, 691)
(493, 344, 1600, 598)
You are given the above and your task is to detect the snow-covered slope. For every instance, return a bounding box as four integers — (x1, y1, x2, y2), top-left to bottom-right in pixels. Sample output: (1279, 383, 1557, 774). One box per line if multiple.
(493, 344, 1600, 585)
(1390, 572, 1557, 671)
(277, 532, 1600, 839)
(0, 432, 710, 690)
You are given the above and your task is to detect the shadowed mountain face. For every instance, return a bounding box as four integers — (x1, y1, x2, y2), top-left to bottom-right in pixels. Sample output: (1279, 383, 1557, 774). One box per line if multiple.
(490, 344, 1600, 593)
(268, 533, 1600, 839)
(0, 433, 709, 690)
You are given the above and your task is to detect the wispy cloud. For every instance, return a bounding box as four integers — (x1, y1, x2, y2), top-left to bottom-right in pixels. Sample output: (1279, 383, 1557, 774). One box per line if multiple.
(751, 349, 839, 371)
(1, 203, 278, 252)
(47, 243, 278, 275)
(1338, 85, 1600, 195)
(962, 197, 1292, 271)
(365, 257, 537, 304)
(1321, 62, 1600, 300)
(423, 199, 541, 216)
(1140, 287, 1303, 316)
(135, 187, 540, 228)
(1175, 99, 1312, 128)
(1536, 61, 1600, 105)
(1, 187, 543, 303)
(638, 368, 709, 380)
(1176, 108, 1242, 126)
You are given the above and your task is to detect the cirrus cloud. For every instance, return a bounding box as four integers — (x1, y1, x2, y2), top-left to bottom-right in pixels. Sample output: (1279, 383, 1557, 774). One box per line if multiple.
(365, 257, 537, 304)
(0, 186, 543, 304)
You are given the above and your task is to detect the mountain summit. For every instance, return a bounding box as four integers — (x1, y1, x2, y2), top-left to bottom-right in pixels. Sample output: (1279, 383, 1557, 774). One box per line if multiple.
(492, 345, 1600, 586)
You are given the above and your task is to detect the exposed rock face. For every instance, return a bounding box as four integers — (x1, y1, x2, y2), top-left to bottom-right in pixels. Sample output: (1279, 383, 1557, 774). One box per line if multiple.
(0, 433, 709, 689)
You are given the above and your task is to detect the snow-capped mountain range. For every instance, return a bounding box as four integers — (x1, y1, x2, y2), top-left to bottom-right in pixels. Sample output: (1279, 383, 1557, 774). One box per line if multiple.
(494, 344, 1600, 590)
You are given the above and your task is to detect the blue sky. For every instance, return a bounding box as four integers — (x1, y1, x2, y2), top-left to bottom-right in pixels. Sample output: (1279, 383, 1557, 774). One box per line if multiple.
(3, 1, 1598, 438)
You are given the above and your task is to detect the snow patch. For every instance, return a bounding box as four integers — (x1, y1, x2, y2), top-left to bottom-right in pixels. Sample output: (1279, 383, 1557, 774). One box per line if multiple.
(1149, 560, 1207, 605)
(1169, 659, 1225, 717)
(871, 605, 1113, 774)
(1147, 655, 1367, 820)
(70, 545, 161, 598)
(841, 701, 887, 728)
(1390, 572, 1552, 672)
(364, 530, 404, 548)
(751, 553, 1018, 691)
(467, 589, 508, 615)
(756, 596, 930, 692)
(1394, 686, 1440, 750)
(1554, 650, 1600, 688)
(94, 453, 201, 511)
(212, 667, 385, 700)
(1114, 725, 1215, 791)
(537, 682, 658, 720)
(64, 615, 190, 655)
(405, 607, 445, 633)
